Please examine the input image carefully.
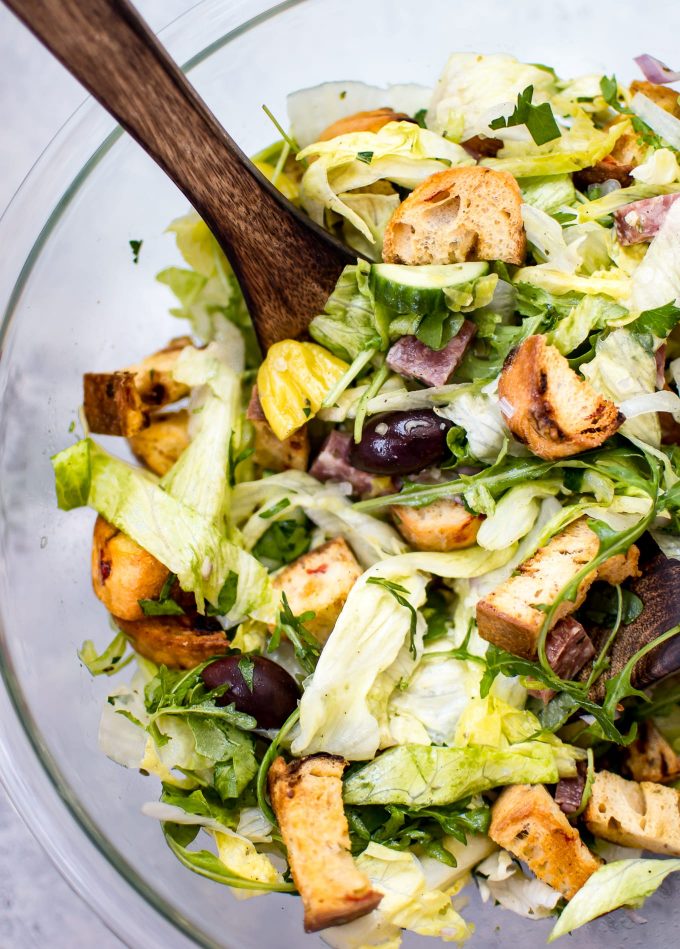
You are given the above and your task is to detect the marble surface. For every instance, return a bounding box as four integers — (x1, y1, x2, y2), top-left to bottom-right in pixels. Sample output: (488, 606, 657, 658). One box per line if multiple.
(0, 4, 195, 946)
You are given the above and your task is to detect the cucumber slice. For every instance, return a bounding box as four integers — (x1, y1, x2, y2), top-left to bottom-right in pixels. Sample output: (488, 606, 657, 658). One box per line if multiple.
(370, 262, 489, 315)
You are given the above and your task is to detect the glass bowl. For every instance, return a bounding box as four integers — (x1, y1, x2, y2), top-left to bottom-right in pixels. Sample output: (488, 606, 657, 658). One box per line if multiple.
(1, 1, 679, 946)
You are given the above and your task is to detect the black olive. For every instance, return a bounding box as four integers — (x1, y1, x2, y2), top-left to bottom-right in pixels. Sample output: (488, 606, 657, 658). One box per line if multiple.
(201, 655, 300, 729)
(349, 410, 452, 475)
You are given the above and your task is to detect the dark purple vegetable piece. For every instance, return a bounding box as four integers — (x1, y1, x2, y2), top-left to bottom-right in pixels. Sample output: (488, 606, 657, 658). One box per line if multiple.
(201, 655, 300, 728)
(350, 410, 453, 475)
(587, 547, 680, 700)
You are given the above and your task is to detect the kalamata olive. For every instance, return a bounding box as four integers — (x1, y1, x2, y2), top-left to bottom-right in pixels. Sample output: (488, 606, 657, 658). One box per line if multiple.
(349, 410, 453, 475)
(201, 655, 300, 729)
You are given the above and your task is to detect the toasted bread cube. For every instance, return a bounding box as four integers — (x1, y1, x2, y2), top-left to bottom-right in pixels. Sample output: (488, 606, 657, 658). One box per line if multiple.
(91, 516, 169, 621)
(477, 518, 600, 659)
(247, 385, 309, 472)
(252, 420, 310, 472)
(125, 336, 193, 407)
(630, 80, 680, 118)
(382, 166, 526, 266)
(597, 545, 641, 585)
(390, 499, 482, 551)
(584, 770, 680, 855)
(626, 721, 680, 785)
(272, 538, 362, 642)
(128, 410, 190, 476)
(499, 336, 623, 460)
(115, 613, 230, 669)
(490, 784, 601, 900)
(83, 371, 148, 437)
(319, 109, 413, 141)
(268, 755, 381, 932)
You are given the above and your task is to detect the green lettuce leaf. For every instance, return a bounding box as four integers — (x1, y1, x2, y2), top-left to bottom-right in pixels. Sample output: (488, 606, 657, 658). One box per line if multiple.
(298, 121, 473, 242)
(157, 212, 259, 366)
(52, 438, 271, 618)
(546, 294, 627, 355)
(549, 858, 680, 940)
(577, 181, 680, 222)
(520, 174, 576, 214)
(308, 261, 380, 361)
(343, 741, 566, 806)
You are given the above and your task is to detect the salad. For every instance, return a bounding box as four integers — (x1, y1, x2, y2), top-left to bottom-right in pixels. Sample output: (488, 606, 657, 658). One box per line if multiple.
(52, 50, 680, 945)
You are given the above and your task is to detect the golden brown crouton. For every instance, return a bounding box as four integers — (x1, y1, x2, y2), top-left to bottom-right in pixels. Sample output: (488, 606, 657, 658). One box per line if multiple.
(125, 336, 193, 407)
(253, 422, 310, 472)
(499, 336, 623, 460)
(268, 755, 382, 932)
(382, 166, 526, 266)
(246, 386, 309, 472)
(625, 721, 680, 785)
(390, 499, 482, 551)
(584, 770, 680, 855)
(91, 516, 169, 621)
(477, 519, 638, 659)
(114, 612, 230, 669)
(630, 80, 680, 118)
(596, 545, 641, 585)
(83, 337, 193, 436)
(489, 784, 601, 900)
(272, 538, 362, 643)
(83, 371, 148, 437)
(128, 410, 190, 476)
(319, 109, 413, 141)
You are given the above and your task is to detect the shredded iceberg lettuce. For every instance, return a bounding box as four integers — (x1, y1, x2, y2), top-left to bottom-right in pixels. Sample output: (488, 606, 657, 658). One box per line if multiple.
(549, 858, 680, 940)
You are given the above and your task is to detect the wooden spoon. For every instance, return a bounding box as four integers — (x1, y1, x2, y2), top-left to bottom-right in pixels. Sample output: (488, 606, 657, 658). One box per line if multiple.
(4, 0, 355, 350)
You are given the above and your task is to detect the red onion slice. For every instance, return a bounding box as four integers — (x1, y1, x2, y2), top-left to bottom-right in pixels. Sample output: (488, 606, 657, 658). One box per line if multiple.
(634, 54, 680, 85)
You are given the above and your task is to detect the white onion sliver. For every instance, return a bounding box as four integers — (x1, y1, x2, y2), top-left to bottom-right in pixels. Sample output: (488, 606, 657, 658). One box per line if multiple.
(631, 92, 680, 150)
(634, 53, 680, 85)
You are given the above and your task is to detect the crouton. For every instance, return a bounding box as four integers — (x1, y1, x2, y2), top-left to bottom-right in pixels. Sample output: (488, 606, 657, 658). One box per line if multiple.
(83, 337, 193, 436)
(253, 422, 310, 472)
(247, 386, 309, 472)
(83, 371, 148, 437)
(390, 499, 482, 551)
(499, 336, 623, 460)
(268, 755, 382, 932)
(625, 721, 680, 785)
(489, 785, 601, 900)
(128, 410, 190, 476)
(630, 80, 680, 118)
(477, 518, 639, 659)
(115, 613, 230, 669)
(584, 770, 680, 856)
(596, 545, 641, 585)
(91, 516, 169, 621)
(382, 166, 526, 266)
(319, 109, 414, 141)
(125, 336, 193, 407)
(272, 538, 362, 643)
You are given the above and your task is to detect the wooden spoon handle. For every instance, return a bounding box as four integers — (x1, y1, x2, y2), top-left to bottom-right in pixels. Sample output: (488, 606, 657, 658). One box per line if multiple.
(5, 0, 353, 347)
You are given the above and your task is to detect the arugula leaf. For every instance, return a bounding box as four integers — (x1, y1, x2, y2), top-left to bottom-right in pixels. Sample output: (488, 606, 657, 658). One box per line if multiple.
(577, 582, 643, 628)
(599, 76, 665, 148)
(252, 516, 312, 569)
(205, 571, 239, 616)
(441, 424, 476, 469)
(415, 309, 464, 351)
(78, 631, 132, 677)
(627, 302, 680, 351)
(138, 598, 185, 616)
(160, 783, 238, 827)
(345, 799, 491, 865)
(599, 75, 623, 112)
(163, 822, 295, 892)
(255, 707, 300, 825)
(422, 587, 454, 643)
(356, 151, 374, 164)
(490, 85, 561, 146)
(366, 577, 418, 659)
(268, 592, 319, 675)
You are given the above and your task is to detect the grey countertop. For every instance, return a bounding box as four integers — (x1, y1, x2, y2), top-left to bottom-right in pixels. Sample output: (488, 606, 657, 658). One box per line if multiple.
(0, 3, 194, 945)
